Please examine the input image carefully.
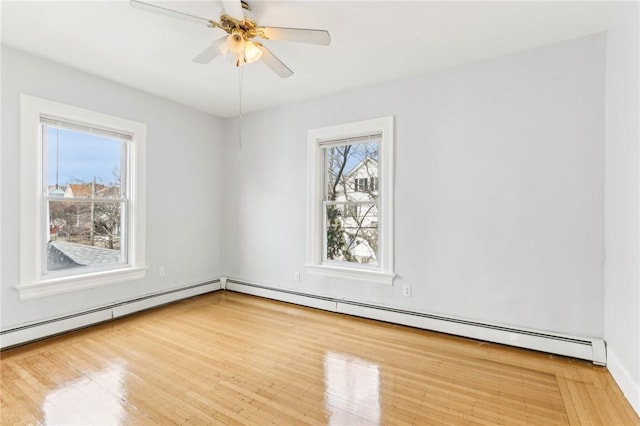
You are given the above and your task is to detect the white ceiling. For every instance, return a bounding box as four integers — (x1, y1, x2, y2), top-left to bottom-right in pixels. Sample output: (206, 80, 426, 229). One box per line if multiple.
(1, 1, 624, 117)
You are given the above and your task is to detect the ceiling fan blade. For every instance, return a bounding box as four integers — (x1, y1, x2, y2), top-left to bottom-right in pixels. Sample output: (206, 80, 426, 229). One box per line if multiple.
(258, 45, 293, 78)
(261, 27, 330, 46)
(193, 37, 228, 64)
(130, 0, 212, 26)
(221, 0, 244, 21)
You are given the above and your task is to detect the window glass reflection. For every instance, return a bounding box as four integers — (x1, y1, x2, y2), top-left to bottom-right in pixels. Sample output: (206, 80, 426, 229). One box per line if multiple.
(324, 352, 380, 425)
(43, 363, 126, 425)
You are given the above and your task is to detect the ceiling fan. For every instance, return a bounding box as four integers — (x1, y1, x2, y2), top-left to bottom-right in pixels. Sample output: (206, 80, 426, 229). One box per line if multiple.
(130, 0, 331, 78)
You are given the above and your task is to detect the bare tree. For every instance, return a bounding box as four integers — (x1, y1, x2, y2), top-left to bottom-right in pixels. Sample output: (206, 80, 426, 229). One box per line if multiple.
(93, 168, 122, 250)
(326, 145, 353, 261)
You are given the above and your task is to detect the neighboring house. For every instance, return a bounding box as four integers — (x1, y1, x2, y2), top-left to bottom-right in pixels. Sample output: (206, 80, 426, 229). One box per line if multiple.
(50, 183, 94, 233)
(64, 183, 117, 199)
(47, 241, 120, 271)
(333, 158, 379, 264)
(344, 158, 379, 196)
(48, 184, 66, 197)
(49, 182, 122, 261)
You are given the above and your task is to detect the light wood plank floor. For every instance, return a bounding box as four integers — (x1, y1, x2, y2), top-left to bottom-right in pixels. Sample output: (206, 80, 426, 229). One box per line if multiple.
(1, 291, 638, 425)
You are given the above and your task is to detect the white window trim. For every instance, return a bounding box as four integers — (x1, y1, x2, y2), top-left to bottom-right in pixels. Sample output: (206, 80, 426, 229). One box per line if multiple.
(18, 94, 147, 300)
(306, 116, 395, 285)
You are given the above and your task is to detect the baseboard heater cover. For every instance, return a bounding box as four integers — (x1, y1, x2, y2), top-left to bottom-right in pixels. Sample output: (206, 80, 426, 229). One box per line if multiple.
(0, 279, 221, 350)
(225, 279, 606, 365)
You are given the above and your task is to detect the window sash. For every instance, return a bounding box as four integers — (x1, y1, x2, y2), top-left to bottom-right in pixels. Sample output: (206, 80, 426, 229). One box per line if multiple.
(40, 117, 130, 276)
(323, 140, 380, 201)
(323, 200, 378, 206)
(41, 123, 128, 198)
(41, 115, 133, 141)
(322, 200, 379, 267)
(44, 196, 128, 203)
(44, 199, 128, 275)
(318, 132, 381, 149)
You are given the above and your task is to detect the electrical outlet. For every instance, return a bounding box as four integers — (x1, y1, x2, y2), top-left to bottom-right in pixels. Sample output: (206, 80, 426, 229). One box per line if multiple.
(402, 284, 411, 297)
(159, 266, 166, 277)
(294, 271, 301, 282)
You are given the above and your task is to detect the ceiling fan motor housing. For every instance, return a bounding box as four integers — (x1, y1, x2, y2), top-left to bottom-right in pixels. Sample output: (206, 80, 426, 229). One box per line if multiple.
(219, 14, 263, 41)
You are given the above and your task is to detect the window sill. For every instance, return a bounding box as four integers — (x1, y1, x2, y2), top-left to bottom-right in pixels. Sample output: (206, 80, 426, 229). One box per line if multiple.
(16, 266, 149, 300)
(304, 264, 395, 285)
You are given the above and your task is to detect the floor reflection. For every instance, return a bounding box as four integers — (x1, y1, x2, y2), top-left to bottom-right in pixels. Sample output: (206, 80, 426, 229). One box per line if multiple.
(324, 352, 381, 425)
(43, 363, 126, 425)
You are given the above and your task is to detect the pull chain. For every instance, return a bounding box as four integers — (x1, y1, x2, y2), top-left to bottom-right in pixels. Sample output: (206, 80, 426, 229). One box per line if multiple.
(238, 66, 244, 154)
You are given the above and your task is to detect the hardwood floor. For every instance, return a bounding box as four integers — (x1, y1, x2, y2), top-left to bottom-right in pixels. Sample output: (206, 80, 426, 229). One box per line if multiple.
(1, 291, 638, 425)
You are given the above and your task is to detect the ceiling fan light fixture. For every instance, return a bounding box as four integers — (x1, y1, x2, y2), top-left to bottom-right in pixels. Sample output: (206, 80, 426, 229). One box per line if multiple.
(227, 31, 245, 54)
(226, 30, 261, 66)
(243, 41, 262, 64)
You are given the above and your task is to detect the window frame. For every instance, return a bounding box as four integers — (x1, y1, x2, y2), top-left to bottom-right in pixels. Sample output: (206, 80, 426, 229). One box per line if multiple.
(306, 116, 395, 284)
(19, 94, 147, 300)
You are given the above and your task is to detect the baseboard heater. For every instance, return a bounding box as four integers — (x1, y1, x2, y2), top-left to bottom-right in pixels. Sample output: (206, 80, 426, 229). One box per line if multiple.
(224, 278, 607, 366)
(0, 279, 221, 350)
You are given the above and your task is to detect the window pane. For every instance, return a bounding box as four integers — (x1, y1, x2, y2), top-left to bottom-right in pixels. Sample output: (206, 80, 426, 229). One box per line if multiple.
(325, 141, 379, 202)
(325, 203, 378, 265)
(45, 125, 123, 199)
(48, 200, 124, 271)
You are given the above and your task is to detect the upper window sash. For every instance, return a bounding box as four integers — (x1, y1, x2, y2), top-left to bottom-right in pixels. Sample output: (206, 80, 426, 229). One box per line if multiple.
(41, 121, 130, 199)
(318, 132, 382, 148)
(40, 115, 134, 141)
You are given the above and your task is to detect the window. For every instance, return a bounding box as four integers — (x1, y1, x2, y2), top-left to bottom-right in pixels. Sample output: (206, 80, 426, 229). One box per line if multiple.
(345, 204, 360, 218)
(354, 177, 379, 192)
(306, 116, 394, 284)
(44, 119, 127, 272)
(355, 178, 368, 192)
(370, 177, 379, 191)
(19, 95, 147, 299)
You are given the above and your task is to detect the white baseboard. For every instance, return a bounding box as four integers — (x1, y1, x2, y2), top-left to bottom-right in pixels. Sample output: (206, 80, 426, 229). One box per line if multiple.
(226, 278, 606, 364)
(111, 282, 220, 318)
(607, 348, 640, 416)
(227, 279, 336, 311)
(0, 309, 113, 350)
(0, 279, 221, 349)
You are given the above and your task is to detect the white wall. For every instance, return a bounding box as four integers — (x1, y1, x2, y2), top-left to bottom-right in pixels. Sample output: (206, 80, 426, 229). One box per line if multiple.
(604, 2, 640, 414)
(223, 33, 607, 338)
(1, 46, 225, 329)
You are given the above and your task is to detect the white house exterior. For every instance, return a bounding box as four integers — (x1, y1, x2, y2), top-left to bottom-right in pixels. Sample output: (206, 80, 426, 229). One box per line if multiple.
(332, 158, 379, 264)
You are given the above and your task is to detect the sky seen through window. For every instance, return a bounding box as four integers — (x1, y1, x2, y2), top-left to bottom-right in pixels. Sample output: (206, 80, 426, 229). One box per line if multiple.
(46, 127, 122, 187)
